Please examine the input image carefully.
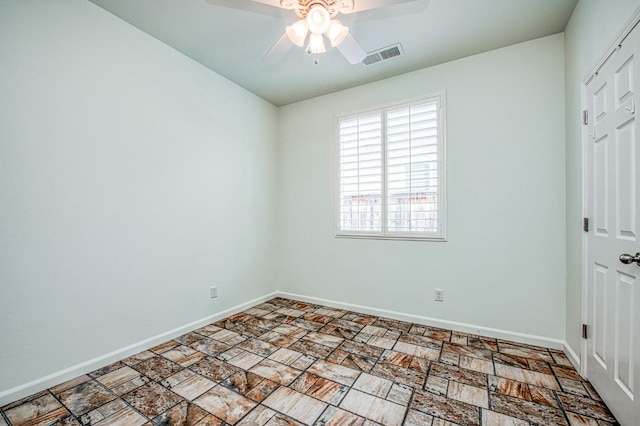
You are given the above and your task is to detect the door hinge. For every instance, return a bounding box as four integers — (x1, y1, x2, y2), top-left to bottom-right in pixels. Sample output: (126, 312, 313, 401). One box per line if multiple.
(582, 324, 588, 339)
(583, 217, 589, 232)
(582, 110, 588, 125)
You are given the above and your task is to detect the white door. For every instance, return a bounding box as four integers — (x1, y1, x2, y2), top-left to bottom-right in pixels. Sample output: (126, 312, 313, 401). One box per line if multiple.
(584, 20, 640, 426)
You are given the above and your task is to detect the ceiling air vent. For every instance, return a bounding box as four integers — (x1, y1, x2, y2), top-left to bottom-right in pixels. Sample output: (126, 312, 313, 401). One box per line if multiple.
(363, 43, 403, 66)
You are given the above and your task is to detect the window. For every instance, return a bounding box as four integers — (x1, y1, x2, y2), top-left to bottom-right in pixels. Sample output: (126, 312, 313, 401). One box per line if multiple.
(336, 94, 445, 240)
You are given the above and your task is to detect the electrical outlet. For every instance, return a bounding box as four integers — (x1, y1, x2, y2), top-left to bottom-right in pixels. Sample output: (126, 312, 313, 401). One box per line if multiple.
(210, 286, 218, 299)
(434, 289, 444, 302)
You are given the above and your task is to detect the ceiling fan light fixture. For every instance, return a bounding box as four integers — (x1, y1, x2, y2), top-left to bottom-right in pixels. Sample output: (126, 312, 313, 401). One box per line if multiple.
(307, 33, 326, 54)
(306, 5, 331, 34)
(326, 19, 348, 47)
(286, 19, 308, 46)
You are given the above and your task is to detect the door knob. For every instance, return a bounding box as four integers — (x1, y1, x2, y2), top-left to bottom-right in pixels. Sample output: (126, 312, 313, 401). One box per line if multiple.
(619, 253, 640, 265)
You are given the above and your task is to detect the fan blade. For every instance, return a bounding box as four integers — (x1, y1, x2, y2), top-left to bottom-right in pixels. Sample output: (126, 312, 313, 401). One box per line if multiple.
(337, 33, 367, 64)
(344, 0, 418, 13)
(249, 0, 286, 7)
(262, 33, 294, 64)
(205, 0, 282, 17)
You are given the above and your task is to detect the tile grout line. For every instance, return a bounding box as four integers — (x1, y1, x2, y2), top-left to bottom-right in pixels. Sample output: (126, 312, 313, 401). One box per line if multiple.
(0, 409, 10, 426)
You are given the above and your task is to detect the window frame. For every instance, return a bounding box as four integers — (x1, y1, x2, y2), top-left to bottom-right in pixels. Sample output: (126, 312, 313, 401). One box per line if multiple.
(334, 93, 447, 241)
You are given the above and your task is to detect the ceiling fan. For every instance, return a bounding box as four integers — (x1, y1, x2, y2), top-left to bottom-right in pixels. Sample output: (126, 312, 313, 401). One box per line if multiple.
(248, 0, 418, 65)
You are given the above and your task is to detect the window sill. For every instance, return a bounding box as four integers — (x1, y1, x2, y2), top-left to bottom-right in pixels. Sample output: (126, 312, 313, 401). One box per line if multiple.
(335, 233, 447, 242)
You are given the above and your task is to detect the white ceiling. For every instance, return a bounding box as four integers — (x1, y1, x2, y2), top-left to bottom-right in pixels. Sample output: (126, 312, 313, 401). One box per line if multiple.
(89, 0, 577, 106)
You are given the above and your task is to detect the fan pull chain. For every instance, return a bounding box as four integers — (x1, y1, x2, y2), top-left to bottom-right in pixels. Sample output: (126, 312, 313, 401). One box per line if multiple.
(306, 45, 320, 65)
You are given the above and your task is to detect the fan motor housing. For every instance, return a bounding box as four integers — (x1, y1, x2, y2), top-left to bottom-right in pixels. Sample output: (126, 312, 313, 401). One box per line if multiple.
(293, 0, 353, 19)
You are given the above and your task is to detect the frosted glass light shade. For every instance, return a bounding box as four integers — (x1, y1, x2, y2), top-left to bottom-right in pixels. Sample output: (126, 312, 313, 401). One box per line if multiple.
(326, 19, 348, 46)
(306, 5, 330, 34)
(286, 20, 308, 46)
(307, 33, 326, 53)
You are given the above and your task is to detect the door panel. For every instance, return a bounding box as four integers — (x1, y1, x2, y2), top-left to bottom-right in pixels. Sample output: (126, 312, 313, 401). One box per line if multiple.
(594, 136, 609, 236)
(592, 263, 608, 367)
(585, 20, 640, 426)
(616, 119, 636, 239)
(615, 270, 634, 398)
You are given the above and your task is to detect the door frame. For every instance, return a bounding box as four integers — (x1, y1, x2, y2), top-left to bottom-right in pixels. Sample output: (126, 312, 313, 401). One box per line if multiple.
(581, 8, 640, 377)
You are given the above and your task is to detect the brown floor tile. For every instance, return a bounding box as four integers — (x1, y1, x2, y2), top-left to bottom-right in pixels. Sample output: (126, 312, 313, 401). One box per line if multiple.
(528, 384, 560, 408)
(497, 342, 554, 363)
(558, 377, 591, 397)
(152, 401, 209, 426)
(459, 356, 494, 375)
(4, 393, 69, 426)
(490, 391, 568, 425)
(124, 382, 183, 419)
(305, 378, 348, 405)
(234, 404, 276, 425)
(411, 389, 480, 426)
(287, 339, 333, 359)
(481, 408, 529, 426)
(219, 371, 265, 396)
(557, 392, 617, 423)
(289, 371, 320, 393)
(315, 405, 365, 426)
(488, 376, 532, 401)
(56, 380, 116, 416)
(565, 411, 600, 426)
(339, 389, 406, 426)
(306, 360, 360, 386)
(429, 362, 487, 388)
(403, 409, 434, 426)
(171, 374, 216, 401)
(446, 381, 488, 408)
(268, 348, 302, 366)
(49, 376, 91, 395)
(249, 359, 302, 385)
(190, 357, 239, 382)
(370, 361, 426, 388)
(96, 366, 149, 395)
(352, 373, 393, 398)
(193, 385, 256, 425)
(339, 340, 385, 359)
(494, 363, 560, 390)
(93, 404, 147, 426)
(228, 350, 265, 370)
(262, 387, 326, 425)
(380, 349, 413, 368)
(443, 343, 492, 361)
(189, 339, 232, 357)
(244, 378, 279, 402)
(340, 353, 377, 373)
(175, 332, 206, 346)
(387, 383, 413, 405)
(424, 374, 449, 396)
(131, 356, 184, 382)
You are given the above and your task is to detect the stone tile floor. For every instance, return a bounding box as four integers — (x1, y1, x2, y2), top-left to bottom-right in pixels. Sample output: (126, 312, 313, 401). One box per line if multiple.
(1, 297, 618, 426)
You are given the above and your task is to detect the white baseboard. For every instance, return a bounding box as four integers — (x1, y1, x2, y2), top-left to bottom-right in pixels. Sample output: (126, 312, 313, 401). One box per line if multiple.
(563, 342, 582, 374)
(0, 292, 277, 407)
(277, 291, 565, 350)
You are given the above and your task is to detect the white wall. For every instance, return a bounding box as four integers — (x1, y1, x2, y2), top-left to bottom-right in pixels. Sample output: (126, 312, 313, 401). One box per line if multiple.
(0, 0, 278, 401)
(563, 0, 640, 362)
(277, 34, 566, 343)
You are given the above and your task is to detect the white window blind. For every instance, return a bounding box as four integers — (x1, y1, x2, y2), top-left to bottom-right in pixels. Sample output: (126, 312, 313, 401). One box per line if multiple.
(337, 94, 445, 240)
